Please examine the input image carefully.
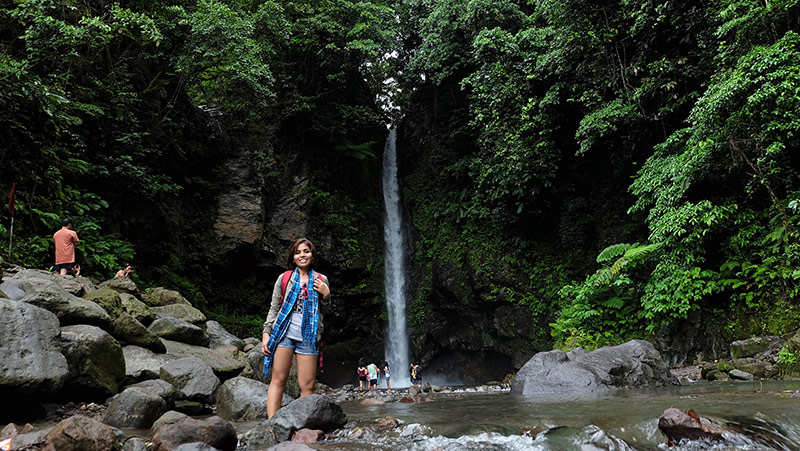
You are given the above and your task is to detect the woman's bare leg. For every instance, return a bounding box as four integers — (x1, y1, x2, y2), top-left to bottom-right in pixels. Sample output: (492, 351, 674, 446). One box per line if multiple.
(267, 347, 294, 418)
(296, 354, 318, 397)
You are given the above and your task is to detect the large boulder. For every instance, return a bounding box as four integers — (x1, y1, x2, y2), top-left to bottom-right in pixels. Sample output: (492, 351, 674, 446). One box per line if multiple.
(2, 269, 112, 330)
(215, 377, 269, 421)
(44, 415, 121, 451)
(0, 299, 69, 404)
(104, 387, 167, 428)
(59, 324, 126, 399)
(159, 357, 220, 404)
(151, 416, 237, 451)
(511, 340, 676, 395)
(729, 336, 784, 359)
(99, 277, 139, 295)
(114, 313, 167, 352)
(122, 345, 177, 385)
(142, 288, 191, 307)
(151, 304, 207, 324)
(83, 287, 124, 318)
(125, 379, 178, 407)
(53, 274, 95, 297)
(270, 394, 347, 441)
(149, 317, 209, 346)
(120, 293, 155, 326)
(205, 321, 245, 350)
(163, 340, 245, 380)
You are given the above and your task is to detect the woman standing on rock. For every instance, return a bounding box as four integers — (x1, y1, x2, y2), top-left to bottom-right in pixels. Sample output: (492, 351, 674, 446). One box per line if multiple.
(262, 238, 331, 418)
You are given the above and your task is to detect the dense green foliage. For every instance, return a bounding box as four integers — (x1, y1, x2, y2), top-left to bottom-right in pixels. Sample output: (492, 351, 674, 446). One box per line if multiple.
(3, 0, 800, 354)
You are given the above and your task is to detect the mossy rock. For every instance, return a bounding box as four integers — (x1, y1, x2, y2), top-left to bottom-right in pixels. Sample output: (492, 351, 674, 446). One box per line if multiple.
(120, 293, 154, 325)
(717, 361, 735, 373)
(83, 286, 123, 318)
(706, 369, 727, 381)
(0, 289, 7, 299)
(787, 330, 800, 351)
(142, 288, 191, 307)
(700, 363, 716, 379)
(730, 336, 783, 359)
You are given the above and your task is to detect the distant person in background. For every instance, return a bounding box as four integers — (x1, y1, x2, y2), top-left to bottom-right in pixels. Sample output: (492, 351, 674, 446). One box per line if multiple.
(53, 218, 79, 276)
(115, 264, 134, 278)
(357, 363, 368, 390)
(383, 361, 391, 389)
(367, 361, 380, 389)
(410, 363, 421, 385)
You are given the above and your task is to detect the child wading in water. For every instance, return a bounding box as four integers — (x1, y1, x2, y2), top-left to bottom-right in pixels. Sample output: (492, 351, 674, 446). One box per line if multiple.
(261, 238, 331, 418)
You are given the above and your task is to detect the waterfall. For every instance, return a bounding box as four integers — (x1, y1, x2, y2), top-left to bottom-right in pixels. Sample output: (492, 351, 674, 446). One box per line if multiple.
(383, 128, 410, 387)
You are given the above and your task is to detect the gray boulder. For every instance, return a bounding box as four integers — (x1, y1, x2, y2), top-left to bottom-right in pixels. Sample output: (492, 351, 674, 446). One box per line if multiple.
(99, 276, 139, 295)
(44, 415, 121, 451)
(53, 274, 94, 297)
(215, 377, 269, 421)
(730, 336, 784, 359)
(60, 324, 126, 399)
(151, 416, 237, 451)
(206, 320, 245, 350)
(83, 286, 124, 318)
(104, 387, 167, 428)
(114, 313, 167, 352)
(142, 288, 191, 307)
(3, 269, 112, 330)
(120, 293, 155, 325)
(729, 369, 754, 380)
(123, 437, 148, 451)
(174, 443, 221, 451)
(150, 410, 188, 435)
(149, 317, 209, 346)
(0, 299, 68, 403)
(512, 340, 676, 395)
(151, 304, 207, 324)
(159, 357, 220, 404)
(125, 379, 178, 406)
(270, 394, 347, 441)
(163, 339, 245, 380)
(122, 345, 177, 385)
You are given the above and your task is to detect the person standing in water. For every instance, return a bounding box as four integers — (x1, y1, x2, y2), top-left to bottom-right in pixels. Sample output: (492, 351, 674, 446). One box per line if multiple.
(383, 361, 391, 389)
(262, 238, 331, 418)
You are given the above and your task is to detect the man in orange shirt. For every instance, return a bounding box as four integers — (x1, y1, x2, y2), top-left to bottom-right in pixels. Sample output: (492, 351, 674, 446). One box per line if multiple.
(53, 218, 80, 275)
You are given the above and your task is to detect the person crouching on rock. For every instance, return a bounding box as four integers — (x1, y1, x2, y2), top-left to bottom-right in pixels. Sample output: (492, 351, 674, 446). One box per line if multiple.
(262, 238, 331, 418)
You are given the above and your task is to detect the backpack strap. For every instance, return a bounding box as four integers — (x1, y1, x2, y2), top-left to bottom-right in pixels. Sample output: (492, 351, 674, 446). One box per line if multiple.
(280, 270, 293, 299)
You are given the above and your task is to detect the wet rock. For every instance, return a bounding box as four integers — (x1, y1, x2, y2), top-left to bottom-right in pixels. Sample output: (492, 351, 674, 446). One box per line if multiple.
(376, 416, 400, 428)
(59, 324, 125, 400)
(360, 398, 385, 405)
(0, 299, 68, 404)
(164, 340, 246, 380)
(114, 313, 167, 352)
(399, 395, 431, 403)
(728, 369, 754, 380)
(99, 277, 139, 295)
(123, 437, 148, 451)
(150, 411, 189, 435)
(149, 317, 209, 346)
(206, 320, 245, 350)
(160, 357, 220, 404)
(270, 394, 347, 441)
(730, 336, 784, 359)
(44, 415, 120, 451)
(151, 304, 207, 324)
(705, 369, 727, 381)
(120, 293, 155, 326)
(215, 377, 268, 421)
(126, 379, 178, 407)
(83, 287, 124, 318)
(3, 270, 112, 330)
(174, 443, 220, 451)
(142, 288, 191, 307)
(174, 400, 207, 416)
(268, 442, 314, 451)
(291, 428, 324, 444)
(7, 427, 52, 450)
(122, 345, 176, 385)
(658, 407, 723, 445)
(408, 385, 422, 395)
(512, 340, 676, 395)
(151, 416, 237, 451)
(103, 387, 167, 428)
(238, 423, 280, 449)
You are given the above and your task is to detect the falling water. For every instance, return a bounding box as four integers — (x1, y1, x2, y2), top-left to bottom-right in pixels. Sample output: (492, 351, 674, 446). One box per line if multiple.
(382, 128, 410, 388)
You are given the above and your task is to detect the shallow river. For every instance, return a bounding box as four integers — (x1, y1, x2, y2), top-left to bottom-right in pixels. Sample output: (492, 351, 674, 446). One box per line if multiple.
(317, 381, 800, 450)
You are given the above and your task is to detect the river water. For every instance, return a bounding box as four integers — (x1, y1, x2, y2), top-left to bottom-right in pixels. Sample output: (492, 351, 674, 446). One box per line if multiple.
(318, 381, 800, 450)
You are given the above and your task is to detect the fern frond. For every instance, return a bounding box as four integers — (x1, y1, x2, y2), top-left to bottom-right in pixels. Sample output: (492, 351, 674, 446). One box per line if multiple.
(597, 243, 635, 263)
(622, 242, 662, 261)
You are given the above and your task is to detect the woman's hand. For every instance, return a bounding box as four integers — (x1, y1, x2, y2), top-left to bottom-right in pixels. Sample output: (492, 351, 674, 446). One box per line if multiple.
(262, 333, 271, 355)
(313, 276, 331, 299)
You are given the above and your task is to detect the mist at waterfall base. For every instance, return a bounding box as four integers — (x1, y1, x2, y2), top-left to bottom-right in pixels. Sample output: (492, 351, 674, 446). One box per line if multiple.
(382, 129, 412, 388)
